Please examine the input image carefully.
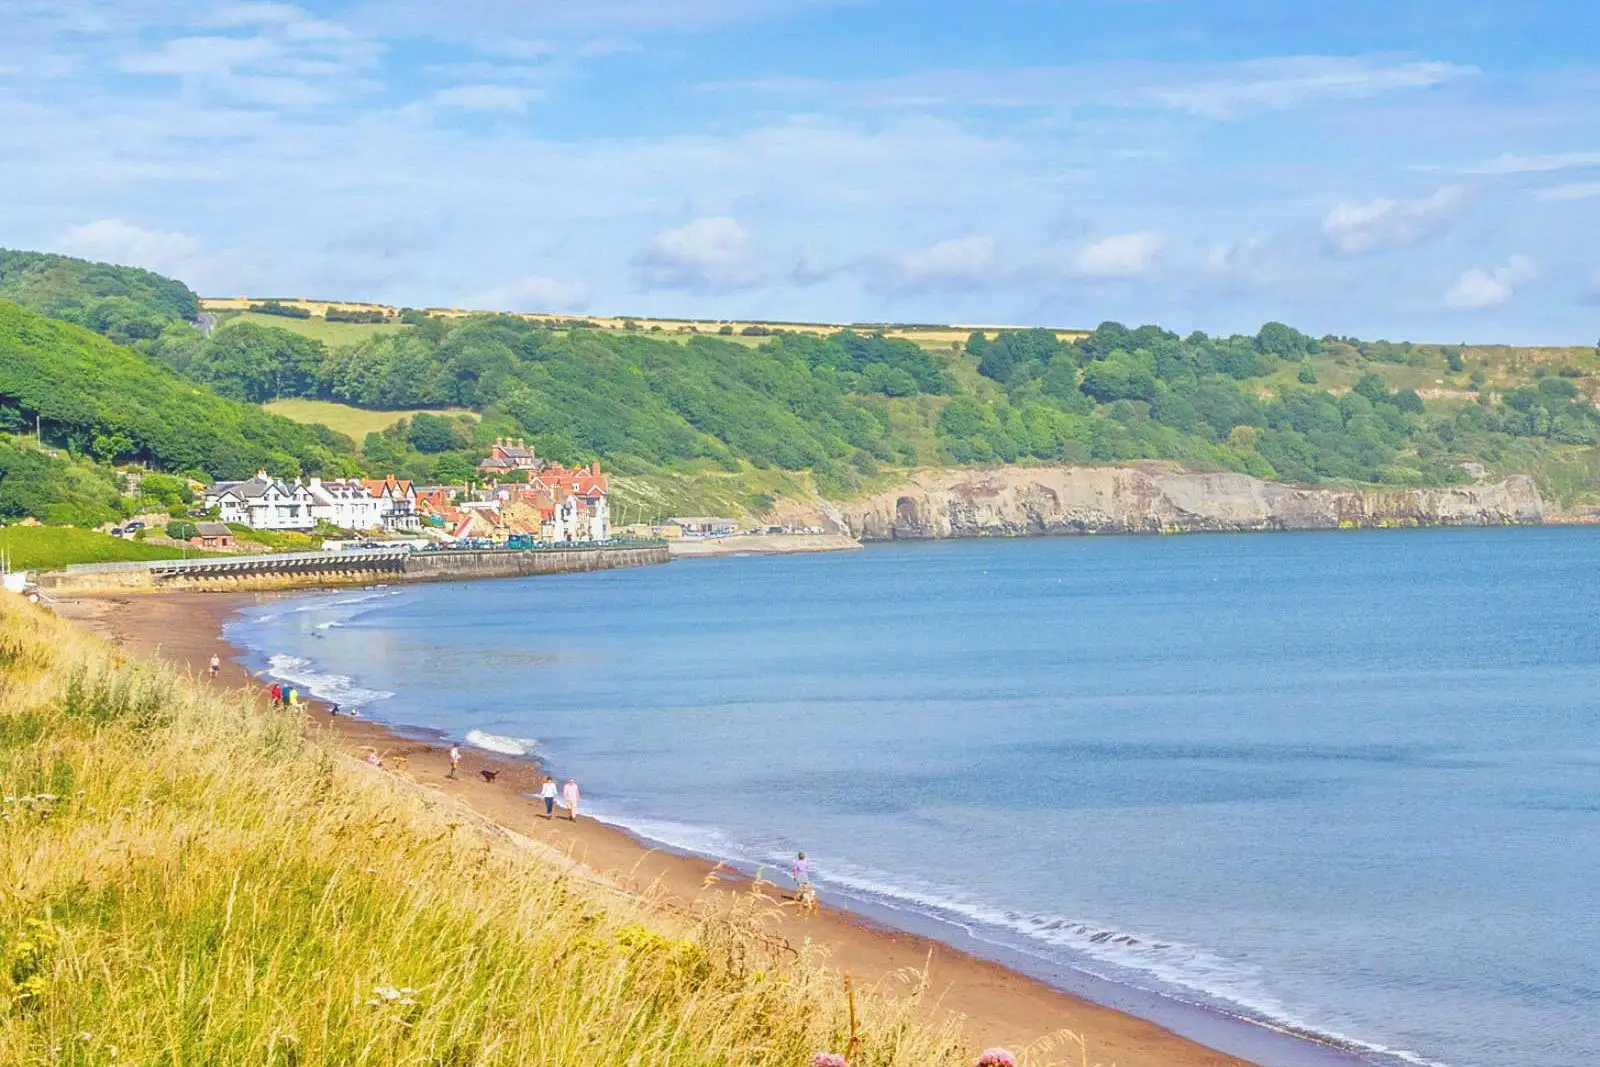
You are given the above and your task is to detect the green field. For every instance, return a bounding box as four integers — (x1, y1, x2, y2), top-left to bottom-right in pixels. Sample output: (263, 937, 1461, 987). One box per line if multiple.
(0, 526, 201, 572)
(263, 398, 473, 445)
(217, 311, 410, 346)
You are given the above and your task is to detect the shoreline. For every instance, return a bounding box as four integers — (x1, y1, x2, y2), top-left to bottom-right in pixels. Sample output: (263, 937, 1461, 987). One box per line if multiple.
(54, 588, 1370, 1067)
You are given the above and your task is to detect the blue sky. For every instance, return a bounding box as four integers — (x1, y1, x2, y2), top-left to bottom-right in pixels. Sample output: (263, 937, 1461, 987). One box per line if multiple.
(3, 0, 1598, 342)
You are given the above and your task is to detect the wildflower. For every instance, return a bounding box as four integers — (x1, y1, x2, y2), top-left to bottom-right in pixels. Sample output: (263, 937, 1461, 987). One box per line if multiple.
(366, 984, 419, 1007)
(976, 1049, 1017, 1067)
(811, 1054, 849, 1067)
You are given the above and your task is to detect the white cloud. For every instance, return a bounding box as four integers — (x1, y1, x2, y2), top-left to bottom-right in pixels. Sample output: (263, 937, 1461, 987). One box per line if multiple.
(635, 217, 763, 291)
(203, 3, 306, 29)
(1121, 56, 1473, 120)
(1322, 187, 1462, 254)
(712, 55, 1476, 122)
(889, 235, 996, 292)
(464, 274, 590, 312)
(120, 35, 277, 77)
(430, 84, 538, 111)
(50, 218, 202, 277)
(1444, 255, 1537, 310)
(1535, 181, 1600, 202)
(1073, 232, 1164, 278)
(1448, 151, 1600, 176)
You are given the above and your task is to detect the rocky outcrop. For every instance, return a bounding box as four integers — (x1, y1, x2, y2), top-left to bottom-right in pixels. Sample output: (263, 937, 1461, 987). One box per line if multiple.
(837, 465, 1544, 541)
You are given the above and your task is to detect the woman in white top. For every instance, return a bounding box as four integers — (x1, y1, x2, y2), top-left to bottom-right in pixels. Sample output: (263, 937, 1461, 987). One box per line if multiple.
(561, 778, 580, 820)
(540, 776, 557, 818)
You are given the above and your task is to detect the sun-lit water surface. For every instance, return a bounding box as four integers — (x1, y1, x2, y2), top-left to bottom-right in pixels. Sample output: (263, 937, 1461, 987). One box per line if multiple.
(230, 528, 1600, 1067)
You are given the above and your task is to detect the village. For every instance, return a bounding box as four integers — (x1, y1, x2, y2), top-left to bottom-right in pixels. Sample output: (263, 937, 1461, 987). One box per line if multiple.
(187, 439, 762, 552)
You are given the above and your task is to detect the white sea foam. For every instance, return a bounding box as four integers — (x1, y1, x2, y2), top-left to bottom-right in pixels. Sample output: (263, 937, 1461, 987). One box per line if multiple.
(807, 859, 1452, 1065)
(464, 730, 538, 757)
(578, 809, 1447, 1067)
(264, 654, 394, 708)
(584, 808, 755, 867)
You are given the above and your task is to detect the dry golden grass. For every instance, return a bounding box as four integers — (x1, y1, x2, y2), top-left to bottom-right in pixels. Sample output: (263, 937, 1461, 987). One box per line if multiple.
(0, 596, 979, 1066)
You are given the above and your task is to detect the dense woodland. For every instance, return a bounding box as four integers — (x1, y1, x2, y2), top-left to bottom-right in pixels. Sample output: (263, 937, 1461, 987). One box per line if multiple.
(0, 248, 1596, 528)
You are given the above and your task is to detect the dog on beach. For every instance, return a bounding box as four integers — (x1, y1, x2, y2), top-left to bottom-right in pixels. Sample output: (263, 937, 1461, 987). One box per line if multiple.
(479, 769, 498, 783)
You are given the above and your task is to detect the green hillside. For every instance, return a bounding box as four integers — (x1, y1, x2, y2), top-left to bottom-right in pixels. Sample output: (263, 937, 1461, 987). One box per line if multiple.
(4, 246, 1600, 530)
(0, 249, 199, 343)
(0, 301, 360, 484)
(170, 305, 1600, 505)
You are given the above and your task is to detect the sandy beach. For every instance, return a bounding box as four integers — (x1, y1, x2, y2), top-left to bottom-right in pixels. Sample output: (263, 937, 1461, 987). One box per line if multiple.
(53, 590, 1285, 1067)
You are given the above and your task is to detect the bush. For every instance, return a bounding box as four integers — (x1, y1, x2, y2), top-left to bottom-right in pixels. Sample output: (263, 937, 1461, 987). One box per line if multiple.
(248, 300, 312, 319)
(324, 307, 388, 324)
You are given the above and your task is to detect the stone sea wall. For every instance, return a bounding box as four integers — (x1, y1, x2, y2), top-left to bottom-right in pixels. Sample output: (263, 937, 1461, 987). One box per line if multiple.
(38, 544, 670, 595)
(836, 465, 1545, 541)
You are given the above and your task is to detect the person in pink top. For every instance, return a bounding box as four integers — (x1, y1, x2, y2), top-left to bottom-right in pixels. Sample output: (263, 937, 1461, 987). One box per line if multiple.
(561, 778, 580, 820)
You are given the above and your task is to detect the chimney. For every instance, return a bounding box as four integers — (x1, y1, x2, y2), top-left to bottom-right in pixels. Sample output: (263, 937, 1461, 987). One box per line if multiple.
(591, 459, 601, 475)
(256, 469, 268, 481)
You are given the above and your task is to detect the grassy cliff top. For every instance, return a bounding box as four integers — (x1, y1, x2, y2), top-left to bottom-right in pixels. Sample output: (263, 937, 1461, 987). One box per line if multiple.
(0, 597, 966, 1066)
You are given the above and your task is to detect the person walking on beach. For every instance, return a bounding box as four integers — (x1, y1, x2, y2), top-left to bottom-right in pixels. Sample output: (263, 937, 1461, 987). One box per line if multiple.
(561, 777, 580, 820)
(269, 682, 282, 707)
(286, 687, 300, 708)
(791, 851, 817, 913)
(540, 776, 558, 818)
(208, 653, 221, 681)
(448, 744, 461, 779)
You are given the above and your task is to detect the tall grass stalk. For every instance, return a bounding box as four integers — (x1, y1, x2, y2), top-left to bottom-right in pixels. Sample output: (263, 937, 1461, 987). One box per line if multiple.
(0, 597, 971, 1066)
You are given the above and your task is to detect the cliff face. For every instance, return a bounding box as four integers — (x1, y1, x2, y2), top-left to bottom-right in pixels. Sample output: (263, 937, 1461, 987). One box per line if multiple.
(837, 466, 1544, 541)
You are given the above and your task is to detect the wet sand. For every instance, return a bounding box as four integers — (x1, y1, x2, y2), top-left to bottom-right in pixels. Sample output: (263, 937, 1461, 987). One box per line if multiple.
(52, 590, 1327, 1067)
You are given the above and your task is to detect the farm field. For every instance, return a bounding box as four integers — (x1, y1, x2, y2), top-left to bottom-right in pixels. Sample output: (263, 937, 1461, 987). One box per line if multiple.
(216, 310, 411, 346)
(263, 398, 473, 444)
(201, 297, 1084, 352)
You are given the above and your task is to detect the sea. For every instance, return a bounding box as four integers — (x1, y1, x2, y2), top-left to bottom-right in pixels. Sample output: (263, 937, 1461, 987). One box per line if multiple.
(226, 528, 1599, 1067)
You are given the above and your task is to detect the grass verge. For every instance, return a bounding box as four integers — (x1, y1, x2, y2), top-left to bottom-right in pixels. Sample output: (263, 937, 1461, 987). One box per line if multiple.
(0, 526, 196, 572)
(0, 596, 970, 1066)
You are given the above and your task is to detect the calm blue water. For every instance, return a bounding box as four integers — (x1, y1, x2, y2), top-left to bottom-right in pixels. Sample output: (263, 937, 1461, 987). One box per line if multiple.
(229, 529, 1600, 1067)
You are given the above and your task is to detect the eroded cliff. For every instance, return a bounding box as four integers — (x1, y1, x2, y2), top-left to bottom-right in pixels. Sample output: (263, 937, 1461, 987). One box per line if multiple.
(836, 465, 1544, 540)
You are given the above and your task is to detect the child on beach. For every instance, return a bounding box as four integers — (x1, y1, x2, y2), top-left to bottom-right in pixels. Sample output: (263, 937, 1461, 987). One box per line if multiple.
(540, 776, 557, 818)
(208, 653, 220, 680)
(287, 687, 300, 708)
(561, 778, 580, 820)
(792, 851, 812, 889)
(448, 744, 461, 779)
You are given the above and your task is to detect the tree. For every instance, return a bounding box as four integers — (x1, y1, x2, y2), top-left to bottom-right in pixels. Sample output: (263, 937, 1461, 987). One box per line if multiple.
(1352, 372, 1391, 405)
(1255, 322, 1318, 359)
(408, 412, 460, 453)
(1297, 361, 1318, 384)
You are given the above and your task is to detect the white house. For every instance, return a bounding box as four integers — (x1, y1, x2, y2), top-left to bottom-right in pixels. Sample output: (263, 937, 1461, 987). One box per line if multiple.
(205, 472, 316, 530)
(307, 477, 384, 530)
(360, 475, 421, 532)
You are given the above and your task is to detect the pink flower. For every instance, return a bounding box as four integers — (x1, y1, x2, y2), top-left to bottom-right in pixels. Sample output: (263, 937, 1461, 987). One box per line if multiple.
(811, 1054, 848, 1067)
(976, 1049, 1017, 1067)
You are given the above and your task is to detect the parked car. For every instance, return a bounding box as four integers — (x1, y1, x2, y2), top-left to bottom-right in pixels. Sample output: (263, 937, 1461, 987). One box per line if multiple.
(124, 520, 145, 532)
(109, 527, 124, 537)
